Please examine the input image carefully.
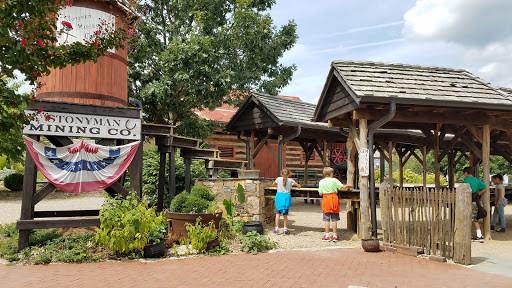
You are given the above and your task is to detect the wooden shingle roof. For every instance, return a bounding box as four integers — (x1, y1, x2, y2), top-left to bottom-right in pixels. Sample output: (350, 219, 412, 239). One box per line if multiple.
(315, 60, 512, 122)
(500, 87, 512, 96)
(227, 92, 334, 131)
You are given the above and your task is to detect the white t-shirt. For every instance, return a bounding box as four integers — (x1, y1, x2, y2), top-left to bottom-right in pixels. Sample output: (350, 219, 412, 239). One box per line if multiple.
(275, 177, 296, 194)
(495, 183, 505, 202)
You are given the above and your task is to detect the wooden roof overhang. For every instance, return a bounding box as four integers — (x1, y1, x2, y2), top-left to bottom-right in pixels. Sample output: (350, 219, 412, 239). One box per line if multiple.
(226, 92, 347, 143)
(313, 61, 512, 161)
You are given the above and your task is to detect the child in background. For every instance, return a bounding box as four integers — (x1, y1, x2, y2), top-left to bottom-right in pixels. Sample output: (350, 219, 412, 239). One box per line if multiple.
(491, 174, 507, 232)
(273, 168, 301, 235)
(318, 167, 351, 242)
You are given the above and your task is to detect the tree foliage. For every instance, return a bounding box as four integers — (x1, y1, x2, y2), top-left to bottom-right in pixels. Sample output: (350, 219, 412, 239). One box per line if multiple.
(0, 0, 136, 161)
(128, 0, 298, 138)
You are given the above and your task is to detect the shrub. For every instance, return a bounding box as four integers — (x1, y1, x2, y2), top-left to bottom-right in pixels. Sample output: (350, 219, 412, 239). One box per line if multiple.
(190, 186, 215, 202)
(0, 167, 15, 181)
(238, 231, 277, 255)
(4, 173, 24, 191)
(169, 186, 216, 214)
(96, 192, 167, 255)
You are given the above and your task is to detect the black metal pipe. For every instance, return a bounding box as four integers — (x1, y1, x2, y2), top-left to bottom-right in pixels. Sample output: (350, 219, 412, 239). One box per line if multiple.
(237, 132, 251, 169)
(338, 128, 349, 137)
(368, 101, 396, 238)
(278, 126, 301, 173)
(128, 97, 143, 109)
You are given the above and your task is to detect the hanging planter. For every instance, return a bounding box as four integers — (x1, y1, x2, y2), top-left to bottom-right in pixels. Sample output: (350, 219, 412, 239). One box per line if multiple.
(361, 238, 380, 252)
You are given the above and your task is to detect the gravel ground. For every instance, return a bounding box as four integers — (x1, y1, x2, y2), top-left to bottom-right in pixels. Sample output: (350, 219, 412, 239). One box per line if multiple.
(1, 189, 510, 262)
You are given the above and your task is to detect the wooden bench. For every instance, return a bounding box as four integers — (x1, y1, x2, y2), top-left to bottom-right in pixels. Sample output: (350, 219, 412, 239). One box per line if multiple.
(295, 170, 319, 185)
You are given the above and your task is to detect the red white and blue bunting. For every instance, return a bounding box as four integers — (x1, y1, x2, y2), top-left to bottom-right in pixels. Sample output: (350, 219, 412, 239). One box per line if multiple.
(23, 136, 139, 193)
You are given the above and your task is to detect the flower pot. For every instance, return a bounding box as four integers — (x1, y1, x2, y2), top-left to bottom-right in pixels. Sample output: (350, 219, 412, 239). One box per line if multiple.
(242, 221, 264, 235)
(206, 238, 220, 251)
(361, 239, 380, 252)
(143, 241, 165, 258)
(166, 211, 223, 241)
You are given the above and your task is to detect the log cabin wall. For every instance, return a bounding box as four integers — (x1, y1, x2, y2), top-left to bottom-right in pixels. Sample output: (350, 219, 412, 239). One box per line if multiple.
(36, 0, 129, 107)
(204, 130, 338, 180)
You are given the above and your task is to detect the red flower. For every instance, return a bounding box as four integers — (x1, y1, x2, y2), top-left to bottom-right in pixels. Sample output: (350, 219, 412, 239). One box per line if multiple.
(51, 13, 56, 18)
(32, 72, 37, 77)
(21, 37, 26, 47)
(94, 30, 101, 36)
(13, 105, 17, 109)
(45, 114, 52, 121)
(38, 38, 44, 47)
(55, 0, 58, 4)
(94, 39, 98, 46)
(67, 0, 72, 7)
(32, 96, 36, 101)
(127, 29, 134, 36)
(38, 108, 43, 113)
(61, 21, 73, 29)
(19, 21, 24, 28)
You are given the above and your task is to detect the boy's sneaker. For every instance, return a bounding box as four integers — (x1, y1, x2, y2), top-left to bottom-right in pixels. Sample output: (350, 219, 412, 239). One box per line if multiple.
(472, 236, 484, 242)
(283, 230, 290, 235)
(322, 235, 331, 242)
(495, 227, 505, 233)
(273, 228, 279, 234)
(332, 235, 339, 242)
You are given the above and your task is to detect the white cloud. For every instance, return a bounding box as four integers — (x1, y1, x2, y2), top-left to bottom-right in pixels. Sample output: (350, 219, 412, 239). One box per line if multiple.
(403, 0, 512, 47)
(281, 43, 310, 64)
(320, 21, 404, 38)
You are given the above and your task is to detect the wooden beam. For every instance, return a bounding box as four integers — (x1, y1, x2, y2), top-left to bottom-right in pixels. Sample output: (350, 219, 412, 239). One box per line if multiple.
(104, 181, 129, 199)
(434, 124, 441, 190)
(19, 134, 39, 251)
(459, 132, 483, 160)
(34, 210, 100, 218)
(439, 126, 466, 160)
(264, 142, 279, 161)
(32, 183, 56, 205)
(410, 150, 423, 165)
(17, 218, 100, 230)
(454, 151, 466, 166)
(45, 135, 73, 147)
(358, 119, 370, 239)
(97, 139, 115, 146)
(465, 125, 483, 143)
(252, 131, 271, 158)
(348, 121, 361, 150)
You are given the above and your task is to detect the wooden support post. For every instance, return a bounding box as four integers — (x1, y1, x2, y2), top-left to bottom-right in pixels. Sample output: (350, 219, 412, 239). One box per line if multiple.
(304, 140, 309, 185)
(250, 131, 255, 169)
(454, 183, 472, 265)
(169, 147, 176, 204)
(482, 125, 491, 240)
(388, 141, 393, 187)
(346, 127, 356, 231)
(18, 135, 39, 251)
(422, 146, 427, 190)
(397, 144, 404, 187)
(434, 124, 441, 190)
(128, 140, 143, 198)
(380, 152, 385, 184)
(359, 119, 370, 239)
(184, 157, 192, 192)
(323, 140, 328, 167)
(157, 152, 166, 212)
(448, 151, 455, 189)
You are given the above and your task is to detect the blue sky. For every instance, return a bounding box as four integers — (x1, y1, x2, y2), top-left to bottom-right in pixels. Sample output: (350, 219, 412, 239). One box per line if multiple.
(270, 0, 512, 103)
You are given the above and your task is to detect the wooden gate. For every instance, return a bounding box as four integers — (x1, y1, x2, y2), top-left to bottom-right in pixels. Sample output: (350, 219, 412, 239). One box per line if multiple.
(380, 186, 458, 259)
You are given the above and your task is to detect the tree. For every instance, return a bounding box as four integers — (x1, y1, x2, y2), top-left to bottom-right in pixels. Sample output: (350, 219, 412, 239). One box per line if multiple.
(128, 0, 298, 137)
(0, 0, 136, 162)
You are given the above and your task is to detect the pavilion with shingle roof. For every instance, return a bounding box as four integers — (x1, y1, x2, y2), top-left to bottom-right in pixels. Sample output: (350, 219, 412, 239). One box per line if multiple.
(314, 60, 512, 241)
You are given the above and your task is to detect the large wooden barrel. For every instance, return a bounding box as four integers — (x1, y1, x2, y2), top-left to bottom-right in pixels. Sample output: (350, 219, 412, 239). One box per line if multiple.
(36, 0, 131, 107)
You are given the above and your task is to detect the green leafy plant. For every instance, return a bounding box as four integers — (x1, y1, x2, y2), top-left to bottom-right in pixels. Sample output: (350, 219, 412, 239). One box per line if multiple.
(185, 218, 218, 254)
(95, 192, 167, 255)
(169, 186, 216, 214)
(4, 172, 24, 191)
(238, 231, 277, 255)
(236, 183, 246, 205)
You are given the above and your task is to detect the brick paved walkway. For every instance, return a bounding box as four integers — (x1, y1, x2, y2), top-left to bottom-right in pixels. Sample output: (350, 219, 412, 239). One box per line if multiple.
(1, 247, 511, 288)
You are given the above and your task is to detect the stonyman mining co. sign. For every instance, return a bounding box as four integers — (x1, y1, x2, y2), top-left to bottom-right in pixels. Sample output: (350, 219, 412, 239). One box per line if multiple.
(23, 111, 141, 140)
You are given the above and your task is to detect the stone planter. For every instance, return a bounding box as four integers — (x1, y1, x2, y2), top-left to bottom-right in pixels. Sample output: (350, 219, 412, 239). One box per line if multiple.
(166, 211, 223, 241)
(361, 239, 380, 252)
(242, 221, 264, 235)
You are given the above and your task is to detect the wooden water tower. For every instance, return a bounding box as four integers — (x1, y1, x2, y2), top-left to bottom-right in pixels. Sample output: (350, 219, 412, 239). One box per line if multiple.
(36, 0, 136, 107)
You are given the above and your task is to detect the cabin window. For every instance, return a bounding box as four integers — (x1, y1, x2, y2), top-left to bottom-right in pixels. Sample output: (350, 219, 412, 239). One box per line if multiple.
(217, 146, 235, 160)
(301, 149, 316, 161)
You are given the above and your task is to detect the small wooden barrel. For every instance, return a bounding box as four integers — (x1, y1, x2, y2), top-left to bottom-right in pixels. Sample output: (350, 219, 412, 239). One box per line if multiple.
(36, 0, 130, 107)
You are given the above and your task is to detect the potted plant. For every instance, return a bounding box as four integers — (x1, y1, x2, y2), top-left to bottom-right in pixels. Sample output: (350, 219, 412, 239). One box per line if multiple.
(361, 237, 380, 252)
(167, 186, 222, 241)
(96, 192, 167, 258)
(185, 218, 220, 253)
